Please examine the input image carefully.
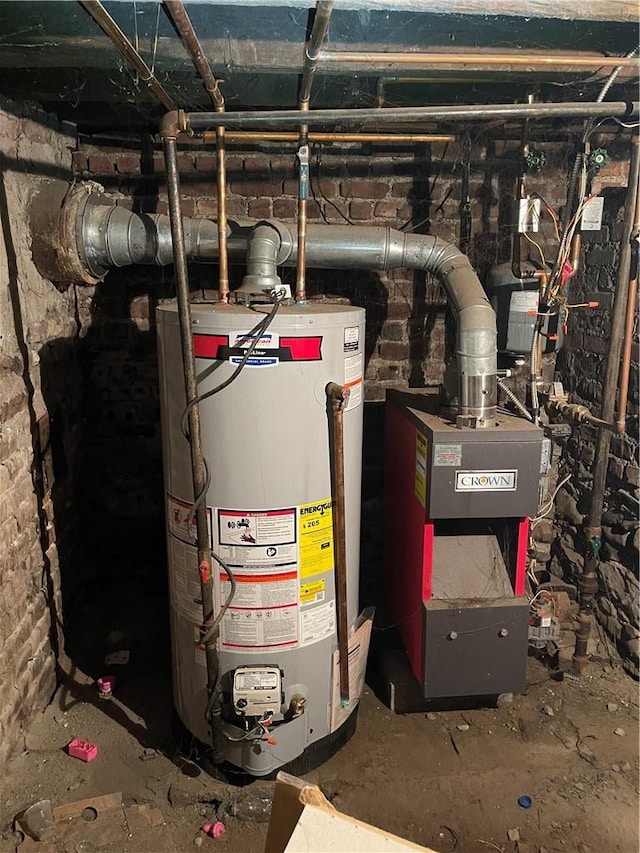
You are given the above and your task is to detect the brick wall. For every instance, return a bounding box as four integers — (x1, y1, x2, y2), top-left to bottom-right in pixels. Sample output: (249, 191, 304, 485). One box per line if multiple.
(0, 103, 633, 772)
(551, 161, 639, 676)
(0, 99, 81, 768)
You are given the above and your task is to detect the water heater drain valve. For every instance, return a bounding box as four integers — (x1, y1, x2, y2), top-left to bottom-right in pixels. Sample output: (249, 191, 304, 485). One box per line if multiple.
(232, 666, 283, 718)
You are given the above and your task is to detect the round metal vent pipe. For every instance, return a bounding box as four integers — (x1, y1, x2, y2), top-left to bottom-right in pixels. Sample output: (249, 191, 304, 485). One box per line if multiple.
(46, 188, 496, 424)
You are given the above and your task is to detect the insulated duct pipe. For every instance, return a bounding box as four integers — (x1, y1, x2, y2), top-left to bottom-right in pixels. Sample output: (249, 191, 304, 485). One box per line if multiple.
(43, 189, 497, 424)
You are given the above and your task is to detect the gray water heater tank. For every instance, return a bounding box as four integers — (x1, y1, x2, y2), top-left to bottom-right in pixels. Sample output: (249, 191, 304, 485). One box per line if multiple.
(156, 300, 366, 776)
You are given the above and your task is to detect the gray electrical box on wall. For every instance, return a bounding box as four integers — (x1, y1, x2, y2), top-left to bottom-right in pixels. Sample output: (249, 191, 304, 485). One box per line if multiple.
(485, 263, 563, 355)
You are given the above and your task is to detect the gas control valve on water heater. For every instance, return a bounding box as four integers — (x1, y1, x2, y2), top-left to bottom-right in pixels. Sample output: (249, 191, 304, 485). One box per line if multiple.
(157, 299, 370, 776)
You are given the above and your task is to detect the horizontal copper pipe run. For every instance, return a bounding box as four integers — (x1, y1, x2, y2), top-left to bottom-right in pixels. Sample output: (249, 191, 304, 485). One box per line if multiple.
(203, 131, 456, 144)
(318, 50, 640, 71)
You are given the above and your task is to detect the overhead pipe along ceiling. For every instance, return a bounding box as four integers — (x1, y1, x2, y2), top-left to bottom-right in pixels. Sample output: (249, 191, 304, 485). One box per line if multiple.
(170, 101, 639, 133)
(316, 49, 640, 72)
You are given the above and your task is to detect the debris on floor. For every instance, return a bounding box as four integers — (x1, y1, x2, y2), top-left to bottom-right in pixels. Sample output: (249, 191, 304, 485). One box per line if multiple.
(12, 792, 177, 853)
(2, 657, 637, 852)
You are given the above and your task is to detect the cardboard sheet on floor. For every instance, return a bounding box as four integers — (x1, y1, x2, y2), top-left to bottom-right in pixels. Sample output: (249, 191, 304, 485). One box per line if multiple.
(264, 772, 437, 853)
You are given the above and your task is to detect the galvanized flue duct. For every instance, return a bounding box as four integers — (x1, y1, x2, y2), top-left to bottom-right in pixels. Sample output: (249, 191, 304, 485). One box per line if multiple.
(32, 184, 497, 425)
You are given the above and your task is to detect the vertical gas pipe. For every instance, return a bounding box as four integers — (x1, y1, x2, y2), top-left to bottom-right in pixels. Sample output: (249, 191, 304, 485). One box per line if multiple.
(161, 114, 221, 756)
(573, 135, 640, 673)
(296, 1, 333, 301)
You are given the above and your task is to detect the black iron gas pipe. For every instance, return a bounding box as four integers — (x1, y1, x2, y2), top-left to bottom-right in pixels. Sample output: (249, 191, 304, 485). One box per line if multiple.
(184, 101, 639, 131)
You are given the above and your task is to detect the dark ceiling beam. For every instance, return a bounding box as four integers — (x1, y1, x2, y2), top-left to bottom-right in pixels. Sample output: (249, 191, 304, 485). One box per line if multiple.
(1, 38, 637, 81)
(78, 0, 177, 110)
(231, 0, 638, 23)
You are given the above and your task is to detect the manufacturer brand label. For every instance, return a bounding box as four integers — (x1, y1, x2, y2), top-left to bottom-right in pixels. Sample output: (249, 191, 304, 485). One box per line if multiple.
(193, 333, 322, 365)
(455, 470, 517, 492)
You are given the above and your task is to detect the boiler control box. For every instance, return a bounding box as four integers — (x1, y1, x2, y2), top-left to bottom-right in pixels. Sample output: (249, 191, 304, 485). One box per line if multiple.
(232, 665, 282, 717)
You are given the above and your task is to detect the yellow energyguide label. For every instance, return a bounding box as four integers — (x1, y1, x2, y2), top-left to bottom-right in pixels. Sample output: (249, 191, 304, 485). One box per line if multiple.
(299, 499, 334, 578)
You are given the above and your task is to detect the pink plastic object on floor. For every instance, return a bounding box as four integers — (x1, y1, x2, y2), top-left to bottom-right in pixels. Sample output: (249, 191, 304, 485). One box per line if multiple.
(96, 675, 116, 697)
(201, 822, 226, 838)
(67, 739, 98, 762)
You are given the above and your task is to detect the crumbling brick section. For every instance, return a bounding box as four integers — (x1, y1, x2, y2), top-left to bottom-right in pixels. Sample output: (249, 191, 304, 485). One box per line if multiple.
(553, 184, 639, 675)
(0, 100, 85, 769)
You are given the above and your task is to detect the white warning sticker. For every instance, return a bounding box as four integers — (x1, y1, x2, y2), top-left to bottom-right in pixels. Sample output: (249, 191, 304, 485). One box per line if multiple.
(344, 326, 359, 353)
(221, 605, 298, 650)
(344, 352, 364, 411)
(220, 571, 298, 609)
(167, 494, 212, 546)
(168, 535, 204, 623)
(216, 507, 297, 569)
(218, 508, 295, 547)
(300, 599, 336, 646)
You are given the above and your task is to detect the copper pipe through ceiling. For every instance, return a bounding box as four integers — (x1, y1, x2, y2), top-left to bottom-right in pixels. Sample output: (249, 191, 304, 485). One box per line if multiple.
(163, 0, 229, 300)
(79, 0, 176, 111)
(297, 0, 334, 302)
(163, 0, 224, 109)
(318, 50, 640, 71)
(202, 131, 456, 144)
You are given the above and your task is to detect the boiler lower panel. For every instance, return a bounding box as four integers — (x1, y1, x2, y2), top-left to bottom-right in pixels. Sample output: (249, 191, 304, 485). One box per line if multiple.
(422, 598, 529, 698)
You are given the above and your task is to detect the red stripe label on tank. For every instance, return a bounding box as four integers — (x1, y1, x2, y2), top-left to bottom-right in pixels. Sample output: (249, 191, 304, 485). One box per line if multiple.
(279, 336, 322, 361)
(193, 334, 323, 363)
(193, 334, 228, 359)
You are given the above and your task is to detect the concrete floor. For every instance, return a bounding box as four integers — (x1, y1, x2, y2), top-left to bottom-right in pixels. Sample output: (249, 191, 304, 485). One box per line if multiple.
(1, 578, 638, 853)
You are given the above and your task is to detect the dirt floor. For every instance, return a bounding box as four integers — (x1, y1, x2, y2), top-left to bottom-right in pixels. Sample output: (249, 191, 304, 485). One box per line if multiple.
(1, 580, 638, 853)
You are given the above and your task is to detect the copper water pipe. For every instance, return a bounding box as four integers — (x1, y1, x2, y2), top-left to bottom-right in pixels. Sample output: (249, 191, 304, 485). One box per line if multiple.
(296, 1, 334, 302)
(616, 176, 640, 434)
(327, 382, 350, 706)
(203, 131, 456, 144)
(569, 233, 582, 277)
(215, 114, 230, 301)
(318, 50, 640, 71)
(616, 273, 638, 434)
(79, 0, 176, 111)
(163, 0, 229, 300)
